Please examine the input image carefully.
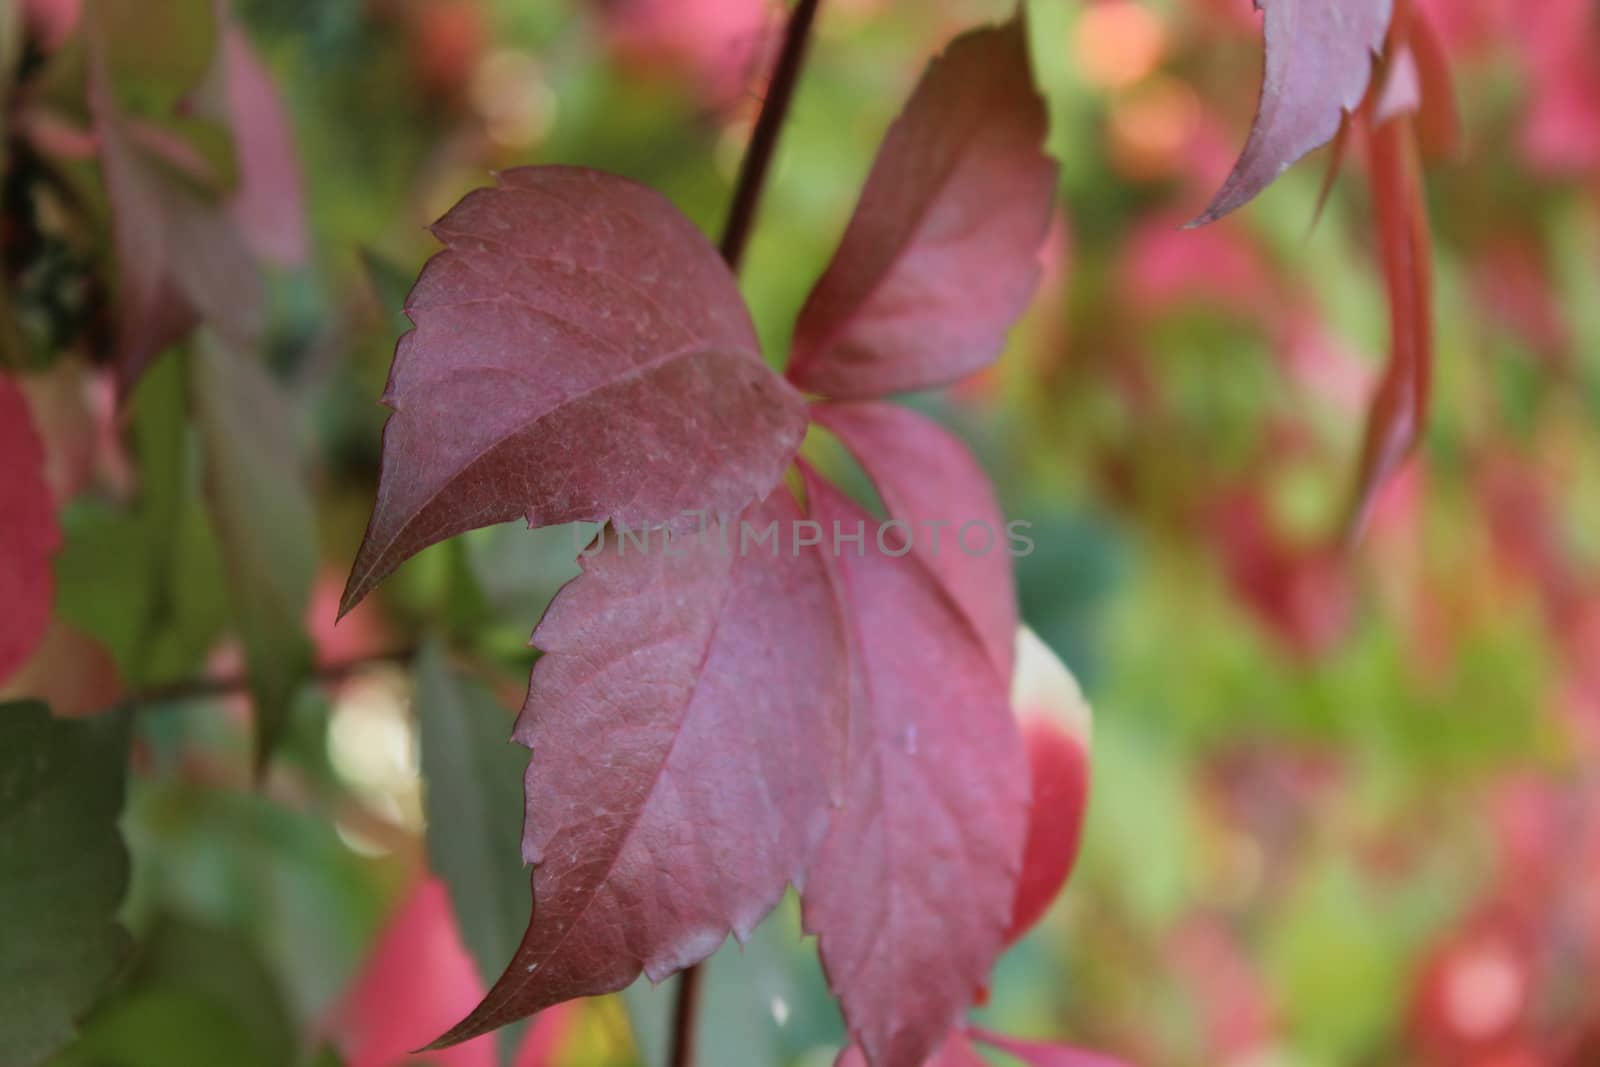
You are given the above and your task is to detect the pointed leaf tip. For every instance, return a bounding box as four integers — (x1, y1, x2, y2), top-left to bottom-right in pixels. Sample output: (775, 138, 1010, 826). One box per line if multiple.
(1191, 0, 1392, 225)
(787, 18, 1056, 398)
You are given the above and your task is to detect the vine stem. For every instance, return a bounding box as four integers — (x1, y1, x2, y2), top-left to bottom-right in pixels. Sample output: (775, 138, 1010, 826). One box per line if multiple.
(670, 3, 824, 1065)
(717, 0, 824, 272)
(123, 646, 418, 707)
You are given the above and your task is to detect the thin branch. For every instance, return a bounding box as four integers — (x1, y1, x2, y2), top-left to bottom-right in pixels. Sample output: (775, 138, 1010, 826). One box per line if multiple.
(718, 0, 824, 272)
(124, 646, 419, 708)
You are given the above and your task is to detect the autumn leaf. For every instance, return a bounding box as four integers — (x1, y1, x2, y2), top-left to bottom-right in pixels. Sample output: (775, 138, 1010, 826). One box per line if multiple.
(1192, 0, 1393, 225)
(1346, 110, 1432, 538)
(0, 702, 133, 1066)
(813, 401, 1017, 678)
(786, 19, 1056, 398)
(341, 166, 809, 616)
(190, 335, 316, 769)
(800, 467, 1027, 1067)
(432, 490, 846, 1046)
(0, 378, 60, 685)
(88, 36, 264, 394)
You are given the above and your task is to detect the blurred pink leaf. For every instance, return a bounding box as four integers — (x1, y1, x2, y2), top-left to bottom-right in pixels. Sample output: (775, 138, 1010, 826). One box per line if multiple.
(787, 19, 1056, 398)
(340, 166, 808, 616)
(209, 27, 309, 266)
(0, 378, 60, 684)
(333, 878, 573, 1067)
(595, 0, 773, 105)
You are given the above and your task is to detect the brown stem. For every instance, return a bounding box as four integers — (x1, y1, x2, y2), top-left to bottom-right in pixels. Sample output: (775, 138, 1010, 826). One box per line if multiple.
(124, 646, 419, 708)
(717, 0, 823, 272)
(668, 962, 705, 1067)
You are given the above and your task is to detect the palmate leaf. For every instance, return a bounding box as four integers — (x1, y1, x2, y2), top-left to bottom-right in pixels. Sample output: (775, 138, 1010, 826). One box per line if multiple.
(786, 18, 1056, 398)
(432, 492, 846, 1046)
(1192, 0, 1393, 225)
(801, 469, 1028, 1067)
(339, 166, 810, 616)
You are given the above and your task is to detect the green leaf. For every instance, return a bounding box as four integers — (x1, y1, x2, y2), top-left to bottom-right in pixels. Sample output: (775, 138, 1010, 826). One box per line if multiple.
(0, 702, 133, 1066)
(190, 336, 316, 769)
(49, 988, 275, 1067)
(52, 356, 229, 690)
(89, 0, 218, 118)
(122, 918, 297, 1067)
(415, 642, 527, 989)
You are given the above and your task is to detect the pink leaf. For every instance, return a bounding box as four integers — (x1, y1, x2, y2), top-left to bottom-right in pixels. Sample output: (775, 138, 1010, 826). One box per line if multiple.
(341, 166, 808, 615)
(1006, 627, 1093, 944)
(89, 43, 264, 395)
(971, 1027, 1134, 1067)
(786, 19, 1056, 399)
(217, 27, 309, 266)
(0, 378, 60, 684)
(801, 467, 1027, 1067)
(813, 401, 1016, 678)
(836, 1031, 990, 1067)
(1192, 0, 1393, 225)
(21, 0, 81, 51)
(1347, 111, 1432, 539)
(331, 877, 574, 1067)
(432, 490, 846, 1046)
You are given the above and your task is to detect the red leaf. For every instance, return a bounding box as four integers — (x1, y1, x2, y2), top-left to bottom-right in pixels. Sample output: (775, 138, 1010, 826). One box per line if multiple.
(1192, 0, 1393, 225)
(1006, 627, 1093, 944)
(786, 19, 1056, 399)
(813, 402, 1016, 678)
(1406, 8, 1462, 160)
(970, 1028, 1134, 1067)
(1347, 112, 1432, 538)
(0, 378, 60, 684)
(432, 490, 846, 1046)
(341, 167, 808, 615)
(89, 43, 264, 394)
(800, 467, 1027, 1067)
(836, 1031, 989, 1067)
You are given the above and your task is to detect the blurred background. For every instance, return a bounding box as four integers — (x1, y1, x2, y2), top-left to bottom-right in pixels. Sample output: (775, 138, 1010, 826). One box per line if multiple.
(5, 0, 1600, 1065)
